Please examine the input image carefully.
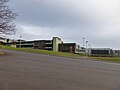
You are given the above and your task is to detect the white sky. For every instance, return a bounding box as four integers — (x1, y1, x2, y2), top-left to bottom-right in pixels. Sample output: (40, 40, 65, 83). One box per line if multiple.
(7, 0, 120, 49)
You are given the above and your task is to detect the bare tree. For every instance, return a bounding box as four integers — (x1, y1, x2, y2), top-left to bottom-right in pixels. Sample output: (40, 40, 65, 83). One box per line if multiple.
(0, 0, 17, 35)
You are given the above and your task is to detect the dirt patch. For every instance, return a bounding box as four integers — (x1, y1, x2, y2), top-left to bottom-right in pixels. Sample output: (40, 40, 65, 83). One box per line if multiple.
(0, 52, 8, 56)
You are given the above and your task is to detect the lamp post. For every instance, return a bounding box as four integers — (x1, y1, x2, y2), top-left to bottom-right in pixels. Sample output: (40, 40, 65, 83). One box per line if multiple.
(88, 44, 91, 48)
(70, 46, 73, 53)
(82, 37, 85, 54)
(86, 41, 88, 54)
(88, 44, 91, 56)
(83, 37, 85, 48)
(86, 41, 88, 49)
(19, 36, 22, 48)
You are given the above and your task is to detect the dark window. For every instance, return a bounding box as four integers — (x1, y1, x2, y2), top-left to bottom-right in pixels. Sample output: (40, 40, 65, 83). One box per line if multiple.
(91, 50, 109, 55)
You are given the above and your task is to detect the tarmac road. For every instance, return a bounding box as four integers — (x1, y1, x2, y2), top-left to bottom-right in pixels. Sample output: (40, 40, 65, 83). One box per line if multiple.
(0, 49, 120, 90)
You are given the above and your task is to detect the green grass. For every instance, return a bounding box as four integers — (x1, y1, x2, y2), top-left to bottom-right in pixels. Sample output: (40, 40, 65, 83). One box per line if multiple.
(0, 45, 82, 58)
(91, 57, 120, 62)
(1, 45, 120, 62)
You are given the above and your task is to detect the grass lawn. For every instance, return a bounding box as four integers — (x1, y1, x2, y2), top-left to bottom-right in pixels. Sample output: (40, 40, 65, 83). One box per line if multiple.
(1, 45, 120, 62)
(91, 57, 120, 62)
(0, 45, 83, 58)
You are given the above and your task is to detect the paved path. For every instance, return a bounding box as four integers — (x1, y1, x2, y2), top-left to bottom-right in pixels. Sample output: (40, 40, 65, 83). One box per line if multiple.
(0, 49, 120, 90)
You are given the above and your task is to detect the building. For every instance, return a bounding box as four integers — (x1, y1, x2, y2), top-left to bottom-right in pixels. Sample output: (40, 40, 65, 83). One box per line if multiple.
(53, 37, 63, 51)
(34, 40, 53, 50)
(2, 36, 81, 54)
(0, 35, 14, 45)
(1, 36, 81, 54)
(0, 37, 5, 45)
(11, 37, 62, 51)
(0, 35, 6, 43)
(16, 40, 34, 48)
(113, 50, 120, 57)
(58, 43, 80, 53)
(33, 37, 63, 51)
(15, 40, 53, 50)
(88, 48, 113, 56)
(79, 47, 86, 54)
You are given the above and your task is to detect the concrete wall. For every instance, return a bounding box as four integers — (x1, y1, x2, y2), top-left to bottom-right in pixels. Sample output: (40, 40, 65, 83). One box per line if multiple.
(53, 37, 62, 52)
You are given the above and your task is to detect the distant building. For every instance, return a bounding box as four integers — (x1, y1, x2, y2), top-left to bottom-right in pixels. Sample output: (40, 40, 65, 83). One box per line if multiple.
(58, 43, 80, 53)
(34, 40, 53, 50)
(2, 35, 120, 56)
(0, 37, 5, 43)
(33, 37, 63, 51)
(16, 41, 34, 48)
(88, 48, 113, 56)
(79, 47, 86, 54)
(113, 50, 120, 57)
(13, 37, 63, 51)
(0, 35, 6, 43)
(2, 36, 81, 54)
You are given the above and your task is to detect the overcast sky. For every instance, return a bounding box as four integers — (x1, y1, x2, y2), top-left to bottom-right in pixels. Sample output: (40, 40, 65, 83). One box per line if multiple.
(7, 0, 120, 49)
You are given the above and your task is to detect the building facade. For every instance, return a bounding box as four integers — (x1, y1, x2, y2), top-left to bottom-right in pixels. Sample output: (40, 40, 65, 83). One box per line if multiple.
(53, 37, 63, 51)
(14, 37, 62, 51)
(0, 35, 6, 43)
(113, 50, 120, 57)
(34, 40, 53, 51)
(88, 48, 113, 56)
(16, 41, 34, 48)
(58, 43, 80, 53)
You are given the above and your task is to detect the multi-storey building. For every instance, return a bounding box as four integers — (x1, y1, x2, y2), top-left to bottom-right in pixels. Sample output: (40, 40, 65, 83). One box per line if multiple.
(1, 36, 81, 54)
(34, 40, 53, 51)
(15, 37, 63, 51)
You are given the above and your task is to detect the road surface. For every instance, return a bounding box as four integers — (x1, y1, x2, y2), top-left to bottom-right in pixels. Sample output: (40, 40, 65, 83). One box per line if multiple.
(0, 49, 120, 90)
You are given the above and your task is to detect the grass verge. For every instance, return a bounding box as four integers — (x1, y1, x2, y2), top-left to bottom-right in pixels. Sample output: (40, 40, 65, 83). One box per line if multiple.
(90, 57, 120, 62)
(0, 45, 82, 58)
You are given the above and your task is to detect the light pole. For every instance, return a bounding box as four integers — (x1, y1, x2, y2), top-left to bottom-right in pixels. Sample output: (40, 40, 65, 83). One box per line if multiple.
(86, 41, 88, 54)
(83, 37, 85, 48)
(86, 41, 88, 49)
(88, 44, 91, 48)
(70, 46, 73, 53)
(82, 37, 85, 54)
(88, 44, 91, 56)
(19, 36, 22, 48)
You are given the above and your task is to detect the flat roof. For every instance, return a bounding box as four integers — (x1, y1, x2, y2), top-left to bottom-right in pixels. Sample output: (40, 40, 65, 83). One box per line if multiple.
(90, 48, 112, 50)
(59, 43, 76, 45)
